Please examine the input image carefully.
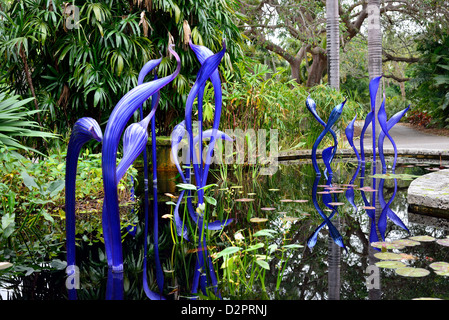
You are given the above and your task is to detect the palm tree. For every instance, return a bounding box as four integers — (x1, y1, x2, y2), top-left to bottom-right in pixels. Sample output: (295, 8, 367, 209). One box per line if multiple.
(325, 0, 341, 300)
(326, 0, 340, 90)
(367, 0, 383, 299)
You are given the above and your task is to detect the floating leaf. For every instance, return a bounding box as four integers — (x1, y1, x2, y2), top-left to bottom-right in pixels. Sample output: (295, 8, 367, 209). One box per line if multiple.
(371, 241, 405, 250)
(280, 199, 293, 202)
(392, 239, 420, 247)
(436, 238, 449, 247)
(375, 260, 406, 269)
(430, 262, 449, 276)
(293, 199, 308, 203)
(250, 217, 268, 223)
(374, 252, 404, 260)
(282, 216, 300, 222)
(395, 267, 430, 277)
(235, 198, 255, 202)
(268, 188, 280, 192)
(409, 235, 436, 242)
(260, 207, 276, 211)
(328, 202, 345, 206)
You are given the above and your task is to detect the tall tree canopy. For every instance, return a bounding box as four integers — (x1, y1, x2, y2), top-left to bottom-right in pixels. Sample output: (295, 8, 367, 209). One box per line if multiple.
(237, 0, 449, 87)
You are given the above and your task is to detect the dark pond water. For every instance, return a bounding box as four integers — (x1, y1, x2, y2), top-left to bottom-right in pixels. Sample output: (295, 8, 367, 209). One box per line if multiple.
(2, 157, 449, 300)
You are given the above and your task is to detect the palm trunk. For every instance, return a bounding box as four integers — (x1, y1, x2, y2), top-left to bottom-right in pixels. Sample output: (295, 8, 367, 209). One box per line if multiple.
(367, 0, 383, 299)
(326, 0, 340, 90)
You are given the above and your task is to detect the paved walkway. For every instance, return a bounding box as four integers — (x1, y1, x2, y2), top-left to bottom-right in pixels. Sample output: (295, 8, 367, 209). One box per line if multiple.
(361, 122, 449, 151)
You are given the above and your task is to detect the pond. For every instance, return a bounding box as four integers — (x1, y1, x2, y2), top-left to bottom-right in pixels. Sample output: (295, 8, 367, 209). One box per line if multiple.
(1, 157, 449, 300)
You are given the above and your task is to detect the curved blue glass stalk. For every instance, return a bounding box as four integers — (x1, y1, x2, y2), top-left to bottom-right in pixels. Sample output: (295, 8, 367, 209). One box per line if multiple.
(360, 163, 379, 243)
(101, 46, 180, 273)
(311, 100, 346, 175)
(377, 177, 409, 240)
(359, 111, 374, 163)
(378, 100, 410, 173)
(344, 115, 361, 211)
(65, 117, 103, 300)
(307, 174, 346, 251)
(306, 96, 339, 166)
(185, 40, 226, 205)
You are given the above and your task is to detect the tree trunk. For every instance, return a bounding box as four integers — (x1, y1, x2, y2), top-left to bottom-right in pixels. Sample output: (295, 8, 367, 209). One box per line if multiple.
(19, 44, 41, 127)
(306, 52, 327, 87)
(326, 0, 340, 90)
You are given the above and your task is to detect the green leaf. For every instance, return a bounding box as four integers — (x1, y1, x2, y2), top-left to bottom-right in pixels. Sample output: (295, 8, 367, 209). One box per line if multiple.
(395, 267, 430, 277)
(204, 196, 217, 206)
(20, 170, 39, 190)
(253, 229, 277, 238)
(215, 246, 241, 259)
(255, 259, 270, 270)
(176, 183, 197, 191)
(244, 242, 264, 252)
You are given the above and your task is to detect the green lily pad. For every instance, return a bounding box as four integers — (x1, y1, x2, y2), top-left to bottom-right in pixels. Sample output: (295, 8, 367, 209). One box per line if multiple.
(374, 252, 404, 260)
(436, 238, 449, 247)
(395, 267, 430, 277)
(409, 235, 436, 242)
(430, 262, 449, 276)
(392, 239, 421, 247)
(371, 242, 405, 250)
(375, 260, 406, 269)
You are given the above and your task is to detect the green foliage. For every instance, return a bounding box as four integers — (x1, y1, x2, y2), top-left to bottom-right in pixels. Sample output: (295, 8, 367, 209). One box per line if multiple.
(212, 56, 364, 150)
(0, 0, 243, 141)
(409, 28, 449, 127)
(0, 146, 137, 273)
(0, 91, 55, 153)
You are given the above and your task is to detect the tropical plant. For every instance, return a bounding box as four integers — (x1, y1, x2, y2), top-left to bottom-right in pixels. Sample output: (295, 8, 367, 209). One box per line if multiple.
(409, 28, 449, 127)
(0, 0, 243, 140)
(0, 92, 54, 153)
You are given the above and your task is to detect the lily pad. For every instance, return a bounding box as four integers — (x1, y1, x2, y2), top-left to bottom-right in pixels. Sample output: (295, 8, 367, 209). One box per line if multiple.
(371, 241, 405, 250)
(281, 216, 300, 222)
(430, 262, 449, 276)
(260, 207, 276, 211)
(328, 202, 345, 206)
(250, 217, 269, 223)
(375, 260, 406, 269)
(293, 199, 308, 203)
(374, 252, 404, 260)
(392, 239, 421, 247)
(280, 199, 293, 202)
(395, 267, 430, 277)
(436, 238, 449, 247)
(409, 235, 436, 242)
(235, 198, 255, 202)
